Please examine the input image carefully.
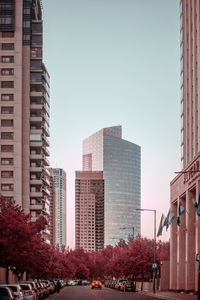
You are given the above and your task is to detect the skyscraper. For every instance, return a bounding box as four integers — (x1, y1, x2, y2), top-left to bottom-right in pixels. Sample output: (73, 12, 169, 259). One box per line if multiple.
(75, 171, 104, 252)
(83, 125, 141, 246)
(53, 168, 67, 248)
(170, 0, 200, 292)
(0, 0, 51, 244)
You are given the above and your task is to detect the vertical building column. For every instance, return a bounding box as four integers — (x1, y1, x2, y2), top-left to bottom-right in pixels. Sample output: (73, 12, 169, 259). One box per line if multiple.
(170, 202, 177, 290)
(185, 190, 195, 291)
(195, 181, 200, 291)
(177, 196, 186, 290)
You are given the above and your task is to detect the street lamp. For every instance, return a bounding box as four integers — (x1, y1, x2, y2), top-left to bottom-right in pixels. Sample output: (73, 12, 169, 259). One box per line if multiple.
(135, 208, 157, 294)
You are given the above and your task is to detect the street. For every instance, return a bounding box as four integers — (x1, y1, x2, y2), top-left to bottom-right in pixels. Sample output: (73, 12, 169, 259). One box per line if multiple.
(50, 286, 158, 300)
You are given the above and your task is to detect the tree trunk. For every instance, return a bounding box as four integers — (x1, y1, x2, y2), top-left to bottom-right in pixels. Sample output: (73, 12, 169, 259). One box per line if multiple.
(5, 266, 9, 284)
(141, 273, 144, 291)
(26, 271, 29, 280)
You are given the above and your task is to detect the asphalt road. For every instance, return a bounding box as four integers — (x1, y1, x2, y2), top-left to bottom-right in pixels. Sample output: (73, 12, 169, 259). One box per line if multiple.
(50, 286, 158, 300)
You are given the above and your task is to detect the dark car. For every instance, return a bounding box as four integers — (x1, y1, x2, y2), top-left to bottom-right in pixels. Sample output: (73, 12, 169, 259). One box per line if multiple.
(123, 281, 136, 292)
(91, 281, 102, 289)
(0, 286, 14, 300)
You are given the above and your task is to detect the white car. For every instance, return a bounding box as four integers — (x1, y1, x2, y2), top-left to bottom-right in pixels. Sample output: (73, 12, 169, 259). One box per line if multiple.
(0, 284, 24, 300)
(67, 280, 77, 286)
(19, 284, 34, 300)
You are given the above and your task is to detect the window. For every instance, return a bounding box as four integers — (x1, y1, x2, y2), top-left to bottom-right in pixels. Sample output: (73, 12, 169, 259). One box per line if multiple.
(1, 184, 14, 191)
(1, 94, 13, 101)
(0, 17, 12, 25)
(23, 21, 31, 28)
(1, 81, 14, 88)
(1, 68, 14, 75)
(30, 72, 42, 82)
(1, 106, 14, 114)
(1, 43, 14, 50)
(1, 171, 13, 178)
(1, 132, 13, 140)
(1, 158, 13, 165)
(2, 32, 14, 38)
(32, 23, 42, 34)
(1, 119, 13, 127)
(30, 60, 42, 70)
(32, 35, 42, 46)
(1, 56, 14, 63)
(1, 145, 13, 152)
(31, 47, 42, 58)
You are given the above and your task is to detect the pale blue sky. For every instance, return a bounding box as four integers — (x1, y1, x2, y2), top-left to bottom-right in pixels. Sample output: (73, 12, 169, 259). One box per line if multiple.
(43, 0, 180, 248)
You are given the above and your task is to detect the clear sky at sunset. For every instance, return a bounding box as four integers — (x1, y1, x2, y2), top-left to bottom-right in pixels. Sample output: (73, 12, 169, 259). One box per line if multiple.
(42, 0, 180, 248)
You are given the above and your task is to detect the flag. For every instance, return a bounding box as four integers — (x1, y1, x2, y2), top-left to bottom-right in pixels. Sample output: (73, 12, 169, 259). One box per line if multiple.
(157, 214, 165, 237)
(164, 209, 176, 230)
(177, 201, 185, 226)
(194, 193, 200, 216)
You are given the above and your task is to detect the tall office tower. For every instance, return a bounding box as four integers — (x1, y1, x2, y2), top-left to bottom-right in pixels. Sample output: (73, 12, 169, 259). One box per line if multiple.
(170, 1, 200, 292)
(75, 171, 104, 252)
(48, 168, 56, 246)
(0, 0, 51, 243)
(83, 125, 141, 246)
(53, 168, 67, 248)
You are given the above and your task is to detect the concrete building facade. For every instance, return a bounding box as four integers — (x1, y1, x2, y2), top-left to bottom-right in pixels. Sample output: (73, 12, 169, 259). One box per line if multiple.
(0, 0, 51, 244)
(75, 171, 104, 252)
(170, 0, 200, 293)
(53, 168, 66, 248)
(82, 125, 141, 247)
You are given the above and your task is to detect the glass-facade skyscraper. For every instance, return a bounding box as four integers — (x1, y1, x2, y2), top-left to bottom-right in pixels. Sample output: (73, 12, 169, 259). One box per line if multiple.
(53, 168, 67, 248)
(83, 125, 141, 246)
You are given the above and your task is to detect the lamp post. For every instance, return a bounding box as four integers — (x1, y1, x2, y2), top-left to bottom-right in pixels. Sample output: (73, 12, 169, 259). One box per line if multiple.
(136, 208, 157, 294)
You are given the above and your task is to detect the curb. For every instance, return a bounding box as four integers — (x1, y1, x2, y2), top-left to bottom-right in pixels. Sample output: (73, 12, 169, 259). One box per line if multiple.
(138, 291, 182, 300)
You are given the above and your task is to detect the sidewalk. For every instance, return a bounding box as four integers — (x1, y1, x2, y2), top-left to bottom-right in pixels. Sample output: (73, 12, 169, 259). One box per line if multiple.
(138, 290, 197, 300)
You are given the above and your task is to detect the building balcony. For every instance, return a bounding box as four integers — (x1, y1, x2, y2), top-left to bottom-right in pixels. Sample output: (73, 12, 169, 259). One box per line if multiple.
(43, 167, 50, 176)
(30, 104, 43, 110)
(30, 191, 43, 197)
(42, 124, 50, 137)
(30, 153, 42, 160)
(43, 208, 50, 216)
(30, 166, 43, 172)
(30, 141, 43, 148)
(42, 176, 50, 187)
(30, 204, 43, 210)
(42, 135, 50, 147)
(30, 116, 43, 123)
(42, 187, 50, 196)
(42, 146, 50, 157)
(30, 179, 42, 185)
(30, 91, 43, 97)
(42, 155, 49, 166)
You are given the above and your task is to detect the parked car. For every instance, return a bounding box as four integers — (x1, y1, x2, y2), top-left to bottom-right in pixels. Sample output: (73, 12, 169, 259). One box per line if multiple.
(0, 285, 24, 300)
(116, 279, 127, 291)
(0, 286, 14, 300)
(18, 284, 34, 300)
(91, 281, 102, 290)
(122, 281, 136, 292)
(18, 282, 37, 300)
(81, 280, 89, 286)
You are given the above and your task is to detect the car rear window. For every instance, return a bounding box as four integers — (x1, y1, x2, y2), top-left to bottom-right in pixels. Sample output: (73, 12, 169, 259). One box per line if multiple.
(20, 285, 30, 291)
(8, 287, 17, 292)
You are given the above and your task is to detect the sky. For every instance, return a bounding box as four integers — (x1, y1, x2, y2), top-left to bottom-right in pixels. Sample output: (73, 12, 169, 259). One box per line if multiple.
(42, 0, 180, 248)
